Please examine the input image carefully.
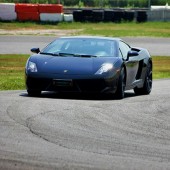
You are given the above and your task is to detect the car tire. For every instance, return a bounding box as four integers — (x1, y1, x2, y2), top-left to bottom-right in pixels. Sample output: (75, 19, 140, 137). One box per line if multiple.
(73, 10, 83, 22)
(27, 90, 41, 97)
(104, 10, 114, 22)
(115, 68, 125, 99)
(92, 10, 104, 22)
(134, 62, 152, 95)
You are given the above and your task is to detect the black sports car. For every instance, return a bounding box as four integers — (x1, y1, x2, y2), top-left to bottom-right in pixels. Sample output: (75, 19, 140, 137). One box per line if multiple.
(25, 36, 152, 99)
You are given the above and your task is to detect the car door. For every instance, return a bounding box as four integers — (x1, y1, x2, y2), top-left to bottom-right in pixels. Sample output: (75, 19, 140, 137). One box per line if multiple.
(119, 41, 139, 89)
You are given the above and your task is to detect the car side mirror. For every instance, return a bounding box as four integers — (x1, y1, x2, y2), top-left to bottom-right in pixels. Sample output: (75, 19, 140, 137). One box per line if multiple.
(31, 48, 40, 54)
(126, 51, 139, 61)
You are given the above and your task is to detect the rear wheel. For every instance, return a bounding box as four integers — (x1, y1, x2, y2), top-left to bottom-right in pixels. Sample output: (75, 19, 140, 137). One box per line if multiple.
(134, 62, 152, 95)
(27, 90, 41, 97)
(115, 68, 126, 99)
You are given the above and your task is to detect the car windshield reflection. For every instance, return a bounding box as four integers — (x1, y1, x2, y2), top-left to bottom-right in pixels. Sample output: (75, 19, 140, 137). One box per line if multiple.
(41, 38, 117, 57)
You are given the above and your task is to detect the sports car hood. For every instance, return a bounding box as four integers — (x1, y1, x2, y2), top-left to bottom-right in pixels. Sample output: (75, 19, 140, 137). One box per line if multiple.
(31, 55, 119, 75)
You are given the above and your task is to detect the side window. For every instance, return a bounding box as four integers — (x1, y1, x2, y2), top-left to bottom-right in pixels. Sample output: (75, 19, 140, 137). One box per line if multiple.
(119, 41, 131, 60)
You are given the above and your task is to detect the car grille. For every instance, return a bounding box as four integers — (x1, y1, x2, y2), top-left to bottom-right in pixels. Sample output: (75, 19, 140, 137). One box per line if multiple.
(27, 77, 107, 93)
(75, 79, 106, 92)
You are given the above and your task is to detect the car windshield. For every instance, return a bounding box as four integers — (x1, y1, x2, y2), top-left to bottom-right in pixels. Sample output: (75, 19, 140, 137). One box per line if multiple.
(41, 38, 118, 57)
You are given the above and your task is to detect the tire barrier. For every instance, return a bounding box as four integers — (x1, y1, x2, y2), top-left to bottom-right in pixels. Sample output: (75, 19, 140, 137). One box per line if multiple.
(15, 3, 39, 21)
(39, 4, 63, 22)
(73, 9, 133, 23)
(92, 10, 104, 22)
(123, 11, 135, 22)
(38, 4, 63, 13)
(82, 9, 93, 22)
(0, 3, 16, 21)
(17, 12, 39, 21)
(0, 3, 64, 22)
(0, 12, 17, 21)
(104, 10, 114, 22)
(136, 11, 148, 22)
(40, 13, 63, 22)
(64, 14, 73, 22)
(112, 10, 124, 22)
(0, 3, 15, 11)
(73, 10, 83, 22)
(1, 3, 168, 23)
(15, 3, 38, 13)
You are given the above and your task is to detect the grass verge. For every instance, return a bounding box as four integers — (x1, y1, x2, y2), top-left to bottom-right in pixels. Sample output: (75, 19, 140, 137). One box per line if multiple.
(0, 54, 29, 90)
(152, 56, 170, 79)
(0, 54, 169, 90)
(0, 21, 170, 37)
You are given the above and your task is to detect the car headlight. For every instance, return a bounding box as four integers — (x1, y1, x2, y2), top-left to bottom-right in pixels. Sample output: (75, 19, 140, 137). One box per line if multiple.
(27, 61, 38, 72)
(95, 63, 113, 75)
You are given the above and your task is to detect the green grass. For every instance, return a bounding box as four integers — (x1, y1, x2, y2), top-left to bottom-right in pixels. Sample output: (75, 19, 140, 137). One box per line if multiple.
(0, 54, 170, 90)
(0, 21, 170, 37)
(0, 54, 29, 90)
(152, 56, 170, 79)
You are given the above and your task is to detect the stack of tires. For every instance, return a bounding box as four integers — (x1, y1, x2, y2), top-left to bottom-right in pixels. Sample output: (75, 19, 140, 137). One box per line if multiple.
(73, 10, 83, 22)
(73, 9, 135, 23)
(112, 10, 124, 22)
(104, 10, 114, 22)
(136, 11, 147, 22)
(39, 4, 63, 22)
(15, 3, 39, 21)
(123, 11, 135, 22)
(0, 3, 17, 21)
(82, 9, 93, 22)
(92, 10, 104, 22)
(63, 14, 73, 22)
(0, 3, 149, 23)
(73, 9, 107, 22)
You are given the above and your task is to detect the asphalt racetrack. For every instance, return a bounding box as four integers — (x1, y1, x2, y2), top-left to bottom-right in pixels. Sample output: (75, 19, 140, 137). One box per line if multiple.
(0, 79, 170, 170)
(0, 36, 170, 56)
(0, 35, 170, 169)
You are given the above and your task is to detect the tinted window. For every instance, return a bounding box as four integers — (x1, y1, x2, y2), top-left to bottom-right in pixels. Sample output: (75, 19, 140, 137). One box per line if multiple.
(42, 38, 118, 57)
(119, 41, 131, 60)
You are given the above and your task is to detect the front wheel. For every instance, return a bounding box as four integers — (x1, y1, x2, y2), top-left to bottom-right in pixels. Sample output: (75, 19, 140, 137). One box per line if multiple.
(115, 68, 126, 99)
(134, 62, 152, 95)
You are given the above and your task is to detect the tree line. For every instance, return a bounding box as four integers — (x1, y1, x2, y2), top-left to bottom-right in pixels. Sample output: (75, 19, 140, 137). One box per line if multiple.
(0, 0, 169, 8)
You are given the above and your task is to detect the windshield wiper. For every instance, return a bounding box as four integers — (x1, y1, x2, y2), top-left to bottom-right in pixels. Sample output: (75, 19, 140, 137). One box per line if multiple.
(58, 53, 97, 58)
(58, 52, 77, 57)
(40, 52, 97, 58)
(79, 54, 97, 58)
(40, 52, 76, 57)
(40, 52, 59, 56)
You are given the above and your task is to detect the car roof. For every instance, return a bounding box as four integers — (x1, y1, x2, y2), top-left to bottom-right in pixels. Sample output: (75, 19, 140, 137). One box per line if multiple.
(58, 36, 122, 41)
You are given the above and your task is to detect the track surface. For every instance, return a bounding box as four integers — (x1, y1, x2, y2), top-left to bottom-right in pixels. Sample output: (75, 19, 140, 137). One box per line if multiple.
(0, 79, 170, 170)
(0, 36, 170, 56)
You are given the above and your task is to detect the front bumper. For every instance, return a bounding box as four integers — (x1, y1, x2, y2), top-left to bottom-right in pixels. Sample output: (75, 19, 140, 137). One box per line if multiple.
(25, 73, 119, 94)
